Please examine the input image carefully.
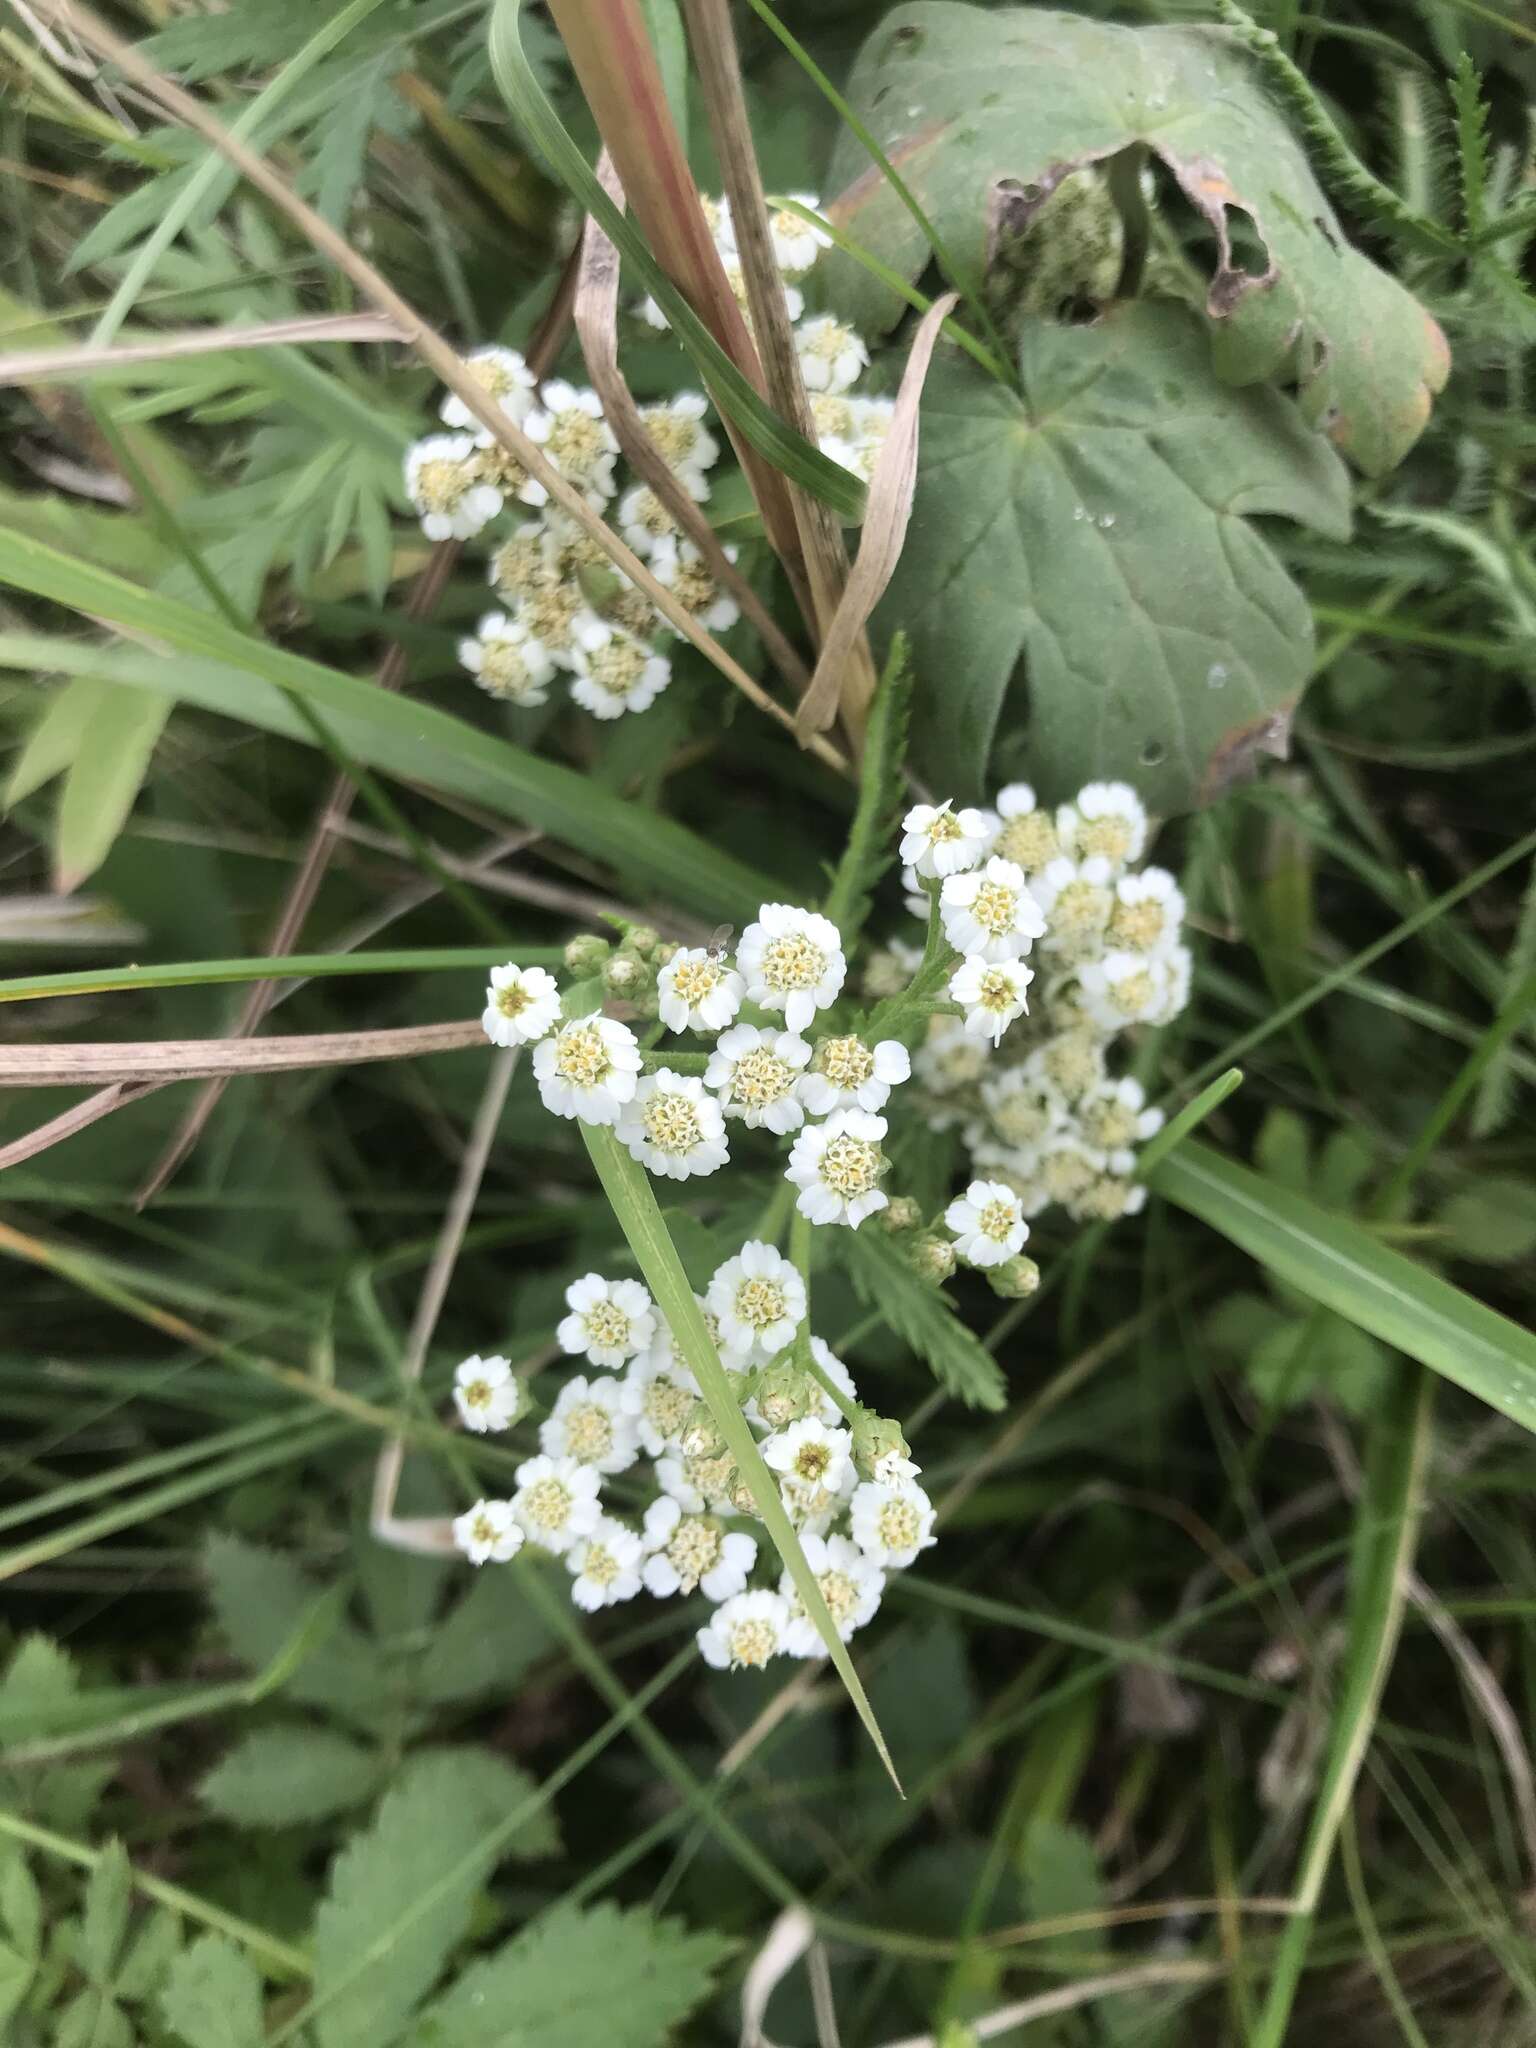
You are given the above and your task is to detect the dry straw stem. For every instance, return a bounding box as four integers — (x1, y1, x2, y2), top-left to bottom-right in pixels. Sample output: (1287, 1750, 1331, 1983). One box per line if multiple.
(0, 1017, 483, 1086)
(0, 313, 408, 384)
(29, 1, 847, 775)
(683, 0, 879, 742)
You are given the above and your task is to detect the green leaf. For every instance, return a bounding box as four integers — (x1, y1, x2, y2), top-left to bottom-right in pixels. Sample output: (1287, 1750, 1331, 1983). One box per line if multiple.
(160, 1935, 266, 2048)
(0, 1938, 30, 2028)
(54, 686, 171, 892)
(416, 1566, 557, 1708)
(201, 1724, 380, 1829)
(826, 3, 1449, 476)
(821, 635, 912, 944)
(204, 1535, 386, 1734)
(0, 538, 781, 922)
(78, 1840, 131, 1986)
(407, 1900, 733, 2048)
(838, 1223, 1006, 1411)
(1435, 1177, 1536, 1267)
(5, 679, 108, 808)
(880, 302, 1350, 811)
(1153, 1141, 1536, 1435)
(1018, 1818, 1103, 1954)
(313, 1748, 557, 2048)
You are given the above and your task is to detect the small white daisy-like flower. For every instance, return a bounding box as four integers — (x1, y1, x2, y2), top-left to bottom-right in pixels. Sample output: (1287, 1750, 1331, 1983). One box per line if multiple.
(540, 1373, 640, 1475)
(452, 1354, 522, 1435)
(820, 394, 895, 482)
(1108, 867, 1186, 957)
(481, 961, 561, 1049)
(697, 1589, 792, 1669)
(900, 800, 992, 880)
(520, 380, 619, 508)
(487, 522, 560, 603)
(779, 1532, 884, 1656)
(617, 481, 683, 558)
(440, 344, 536, 430)
(795, 313, 869, 393)
(873, 1447, 921, 1486)
(1029, 1030, 1108, 1104)
(786, 1108, 889, 1228)
(915, 1015, 993, 1111)
(638, 391, 719, 488)
(850, 1478, 937, 1569)
(623, 1344, 699, 1457)
(510, 1454, 603, 1554)
(566, 1515, 644, 1610)
(458, 610, 556, 707)
(737, 903, 846, 1034)
(978, 1065, 1066, 1155)
(649, 535, 740, 633)
(1057, 781, 1149, 868)
(768, 194, 829, 275)
(640, 1494, 756, 1601)
(1078, 949, 1177, 1034)
(940, 855, 1048, 963)
(1157, 943, 1193, 1024)
(990, 782, 1062, 872)
(949, 954, 1034, 1044)
(452, 1497, 524, 1566)
(1080, 1076, 1165, 1154)
(656, 947, 744, 1035)
(1071, 1168, 1149, 1223)
(763, 1417, 852, 1502)
(567, 614, 671, 720)
(557, 1274, 656, 1368)
(706, 1240, 806, 1365)
(616, 1069, 730, 1181)
(705, 1024, 811, 1133)
(1029, 854, 1116, 962)
(404, 433, 502, 541)
(799, 1034, 911, 1116)
(656, 1452, 713, 1516)
(533, 1015, 643, 1124)
(722, 257, 804, 325)
(1034, 1138, 1109, 1214)
(945, 1178, 1028, 1267)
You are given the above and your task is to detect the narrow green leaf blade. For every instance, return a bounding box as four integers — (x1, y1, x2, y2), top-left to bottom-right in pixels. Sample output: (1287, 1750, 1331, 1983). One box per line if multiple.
(54, 687, 170, 891)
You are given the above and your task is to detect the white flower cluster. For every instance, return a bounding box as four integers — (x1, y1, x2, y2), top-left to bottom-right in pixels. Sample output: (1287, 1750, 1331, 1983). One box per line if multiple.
(451, 1257, 935, 1670)
(892, 779, 1190, 1227)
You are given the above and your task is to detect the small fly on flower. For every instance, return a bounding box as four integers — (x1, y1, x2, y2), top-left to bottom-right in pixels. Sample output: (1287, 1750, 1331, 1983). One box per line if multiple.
(706, 924, 734, 962)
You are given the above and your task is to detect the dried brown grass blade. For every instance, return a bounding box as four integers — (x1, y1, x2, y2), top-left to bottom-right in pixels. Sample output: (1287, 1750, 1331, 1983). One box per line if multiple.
(793, 293, 957, 737)
(575, 154, 811, 700)
(0, 315, 407, 384)
(1, 1019, 483, 1087)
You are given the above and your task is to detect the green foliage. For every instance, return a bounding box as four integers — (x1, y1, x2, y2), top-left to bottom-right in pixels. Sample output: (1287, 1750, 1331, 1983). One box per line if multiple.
(201, 1725, 382, 1829)
(838, 1225, 1006, 1410)
(160, 1936, 267, 2048)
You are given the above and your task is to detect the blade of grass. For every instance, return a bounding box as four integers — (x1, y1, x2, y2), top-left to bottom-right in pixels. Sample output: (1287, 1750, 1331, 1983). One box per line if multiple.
(0, 946, 560, 1004)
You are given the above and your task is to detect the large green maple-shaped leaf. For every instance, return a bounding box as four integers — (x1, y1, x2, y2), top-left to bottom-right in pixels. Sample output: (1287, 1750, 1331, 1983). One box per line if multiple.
(880, 301, 1351, 811)
(826, 3, 1449, 477)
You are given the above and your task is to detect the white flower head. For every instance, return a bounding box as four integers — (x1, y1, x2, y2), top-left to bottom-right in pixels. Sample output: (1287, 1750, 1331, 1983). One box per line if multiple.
(520, 380, 619, 508)
(440, 345, 536, 430)
(736, 903, 846, 1034)
(779, 1532, 884, 1656)
(799, 1034, 911, 1116)
(820, 393, 895, 482)
(637, 391, 719, 488)
(1080, 1076, 1165, 1153)
(1034, 1138, 1109, 1214)
(1030, 854, 1116, 962)
(1057, 780, 1149, 869)
(616, 1070, 730, 1181)
(404, 433, 502, 541)
(850, 1478, 937, 1570)
(768, 194, 830, 276)
(1108, 867, 1185, 957)
(623, 1343, 699, 1457)
(616, 481, 682, 558)
(567, 1514, 644, 1610)
(977, 1064, 1066, 1156)
(945, 1178, 1028, 1267)
(705, 1024, 811, 1133)
(949, 955, 1034, 1043)
(458, 610, 557, 707)
(540, 1373, 640, 1475)
(481, 961, 561, 1049)
(533, 1015, 643, 1124)
(990, 781, 1062, 872)
(1078, 950, 1178, 1034)
(1029, 1029, 1108, 1103)
(915, 1014, 993, 1109)
(697, 1588, 792, 1669)
(706, 1241, 806, 1365)
(649, 535, 740, 633)
(452, 1353, 522, 1435)
(656, 946, 744, 1034)
(452, 1497, 524, 1566)
(940, 855, 1048, 963)
(557, 1273, 656, 1367)
(567, 613, 671, 719)
(641, 1494, 756, 1601)
(763, 1417, 853, 1507)
(510, 1453, 603, 1554)
(786, 1109, 889, 1227)
(900, 800, 992, 880)
(795, 313, 869, 393)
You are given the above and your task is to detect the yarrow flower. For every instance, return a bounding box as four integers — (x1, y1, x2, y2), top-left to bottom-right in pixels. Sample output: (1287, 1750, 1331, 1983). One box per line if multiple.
(1057, 780, 1149, 868)
(440, 344, 536, 431)
(949, 955, 1033, 1043)
(540, 1374, 640, 1475)
(945, 1179, 1029, 1268)
(453, 1497, 523, 1566)
(989, 782, 1061, 872)
(799, 1034, 911, 1116)
(705, 1024, 811, 1133)
(786, 1109, 889, 1227)
(698, 1589, 792, 1669)
(567, 615, 671, 720)
(511, 1454, 603, 1554)
(779, 1532, 884, 1656)
(404, 433, 502, 541)
(850, 1479, 937, 1569)
(641, 1494, 756, 1601)
(707, 1241, 806, 1364)
(624, 1343, 699, 1457)
(453, 1354, 522, 1434)
(940, 856, 1048, 963)
(557, 1274, 656, 1367)
(481, 962, 561, 1049)
(566, 1515, 644, 1610)
(736, 904, 847, 1034)
(616, 1069, 730, 1181)
(533, 1015, 642, 1124)
(764, 1417, 853, 1505)
(458, 611, 556, 706)
(521, 380, 619, 509)
(656, 946, 744, 1034)
(901, 800, 992, 879)
(795, 314, 869, 393)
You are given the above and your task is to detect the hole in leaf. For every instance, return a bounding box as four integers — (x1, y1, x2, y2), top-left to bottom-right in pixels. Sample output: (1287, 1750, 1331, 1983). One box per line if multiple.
(1140, 738, 1167, 768)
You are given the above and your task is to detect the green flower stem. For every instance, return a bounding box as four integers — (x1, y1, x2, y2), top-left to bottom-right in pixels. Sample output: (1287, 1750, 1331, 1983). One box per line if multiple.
(864, 882, 954, 1042)
(580, 1124, 901, 1791)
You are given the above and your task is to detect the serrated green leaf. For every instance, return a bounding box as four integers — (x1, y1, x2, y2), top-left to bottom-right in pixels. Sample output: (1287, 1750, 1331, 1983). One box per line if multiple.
(406, 1899, 733, 2048)
(0, 1850, 41, 1960)
(113, 1907, 180, 2002)
(4, 679, 108, 809)
(201, 1724, 380, 1829)
(879, 302, 1350, 811)
(78, 1841, 131, 1987)
(54, 686, 171, 892)
(1435, 1178, 1536, 1267)
(313, 1747, 557, 2048)
(204, 1535, 387, 1734)
(0, 1938, 30, 2027)
(826, 3, 1449, 476)
(160, 1935, 266, 2048)
(838, 1223, 1005, 1410)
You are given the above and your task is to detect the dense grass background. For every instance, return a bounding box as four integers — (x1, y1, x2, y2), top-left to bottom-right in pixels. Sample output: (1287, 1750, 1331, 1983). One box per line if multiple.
(2, 1, 1536, 2042)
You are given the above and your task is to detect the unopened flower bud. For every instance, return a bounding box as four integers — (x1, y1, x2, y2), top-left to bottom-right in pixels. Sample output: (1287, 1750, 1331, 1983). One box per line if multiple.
(681, 1401, 726, 1462)
(880, 1195, 923, 1235)
(564, 932, 610, 976)
(755, 1360, 819, 1431)
(908, 1232, 956, 1284)
(603, 949, 654, 1001)
(624, 924, 660, 958)
(988, 1254, 1041, 1300)
(727, 1474, 759, 1516)
(852, 1410, 916, 1485)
